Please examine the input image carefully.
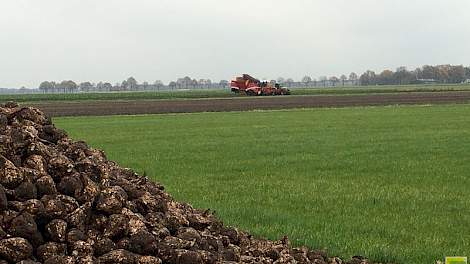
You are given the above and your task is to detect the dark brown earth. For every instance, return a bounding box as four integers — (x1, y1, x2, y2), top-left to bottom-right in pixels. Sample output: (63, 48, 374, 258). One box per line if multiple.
(27, 91, 470, 117)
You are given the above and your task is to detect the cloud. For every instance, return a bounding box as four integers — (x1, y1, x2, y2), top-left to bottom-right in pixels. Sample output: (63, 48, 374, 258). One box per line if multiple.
(0, 0, 469, 87)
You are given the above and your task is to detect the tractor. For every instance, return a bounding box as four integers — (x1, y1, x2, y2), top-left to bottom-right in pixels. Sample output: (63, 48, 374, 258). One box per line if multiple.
(230, 74, 290, 96)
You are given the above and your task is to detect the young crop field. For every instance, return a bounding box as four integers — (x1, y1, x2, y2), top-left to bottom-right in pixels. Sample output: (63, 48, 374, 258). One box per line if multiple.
(4, 84, 470, 103)
(54, 104, 470, 264)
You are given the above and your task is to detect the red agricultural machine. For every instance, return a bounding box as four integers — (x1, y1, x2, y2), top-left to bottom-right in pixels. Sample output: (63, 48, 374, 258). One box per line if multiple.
(230, 74, 290, 96)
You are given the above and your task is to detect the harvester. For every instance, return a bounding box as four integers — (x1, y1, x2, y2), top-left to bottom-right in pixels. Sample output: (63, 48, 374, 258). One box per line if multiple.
(230, 74, 290, 96)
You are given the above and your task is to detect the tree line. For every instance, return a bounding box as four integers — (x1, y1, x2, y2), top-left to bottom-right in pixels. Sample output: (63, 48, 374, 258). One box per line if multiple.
(38, 77, 230, 93)
(299, 64, 470, 87)
(38, 64, 470, 93)
(359, 65, 470, 86)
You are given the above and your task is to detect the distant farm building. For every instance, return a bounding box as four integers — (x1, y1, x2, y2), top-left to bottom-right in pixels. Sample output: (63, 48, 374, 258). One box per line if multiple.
(417, 79, 438, 84)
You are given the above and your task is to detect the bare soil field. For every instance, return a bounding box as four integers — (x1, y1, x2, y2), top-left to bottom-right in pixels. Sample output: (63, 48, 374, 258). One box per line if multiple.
(27, 91, 470, 117)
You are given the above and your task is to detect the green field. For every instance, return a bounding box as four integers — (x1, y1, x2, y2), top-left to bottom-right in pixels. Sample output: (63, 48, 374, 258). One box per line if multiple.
(3, 84, 470, 103)
(54, 104, 470, 264)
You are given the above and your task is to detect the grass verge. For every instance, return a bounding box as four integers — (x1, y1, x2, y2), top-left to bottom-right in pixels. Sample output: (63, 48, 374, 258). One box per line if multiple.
(3, 84, 470, 103)
(54, 104, 470, 264)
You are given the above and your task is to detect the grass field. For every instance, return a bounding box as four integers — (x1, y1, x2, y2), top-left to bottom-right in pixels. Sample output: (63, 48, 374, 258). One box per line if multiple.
(3, 84, 470, 103)
(54, 104, 470, 264)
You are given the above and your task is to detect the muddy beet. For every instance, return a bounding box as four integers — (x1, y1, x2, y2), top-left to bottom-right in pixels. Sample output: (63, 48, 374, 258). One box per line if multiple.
(0, 237, 33, 262)
(0, 103, 379, 264)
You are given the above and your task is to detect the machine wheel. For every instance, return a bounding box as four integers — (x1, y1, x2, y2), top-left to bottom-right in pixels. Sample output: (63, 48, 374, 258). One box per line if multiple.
(246, 90, 254, 96)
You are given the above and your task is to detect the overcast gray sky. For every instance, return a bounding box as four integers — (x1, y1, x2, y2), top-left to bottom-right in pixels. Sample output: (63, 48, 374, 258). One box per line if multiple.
(1, 0, 469, 88)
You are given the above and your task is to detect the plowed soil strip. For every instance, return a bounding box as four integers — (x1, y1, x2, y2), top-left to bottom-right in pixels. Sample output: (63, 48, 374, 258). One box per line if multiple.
(29, 91, 470, 117)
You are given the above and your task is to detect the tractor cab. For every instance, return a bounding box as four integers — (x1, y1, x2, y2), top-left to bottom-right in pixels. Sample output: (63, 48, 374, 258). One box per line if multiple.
(259, 80, 269, 88)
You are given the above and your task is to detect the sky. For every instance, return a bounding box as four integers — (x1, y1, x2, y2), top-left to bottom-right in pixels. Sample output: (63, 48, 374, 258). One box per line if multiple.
(1, 0, 469, 88)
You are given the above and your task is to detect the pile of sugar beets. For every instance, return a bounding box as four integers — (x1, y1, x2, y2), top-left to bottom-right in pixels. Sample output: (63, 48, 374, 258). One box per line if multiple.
(0, 102, 377, 264)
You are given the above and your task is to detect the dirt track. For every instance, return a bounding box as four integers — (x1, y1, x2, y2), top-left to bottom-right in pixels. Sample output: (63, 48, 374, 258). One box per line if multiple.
(28, 91, 470, 117)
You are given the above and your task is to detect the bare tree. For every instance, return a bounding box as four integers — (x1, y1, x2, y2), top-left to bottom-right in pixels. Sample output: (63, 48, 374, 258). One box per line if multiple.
(359, 70, 377, 86)
(394, 67, 415, 85)
(142, 81, 149, 91)
(340, 75, 347, 86)
(448, 65, 466, 83)
(121, 80, 128, 91)
(318, 76, 327, 87)
(57, 80, 77, 93)
(183, 76, 192, 88)
(205, 79, 212, 89)
(219, 80, 229, 88)
(127, 77, 138, 91)
(465, 67, 470, 80)
(329, 76, 339, 86)
(192, 79, 198, 89)
(154, 80, 164, 91)
(285, 78, 294, 87)
(79, 82, 93, 92)
(301, 76, 312, 87)
(349, 72, 358, 85)
(198, 79, 205, 88)
(103, 83, 112, 92)
(377, 70, 394, 85)
(39, 81, 55, 93)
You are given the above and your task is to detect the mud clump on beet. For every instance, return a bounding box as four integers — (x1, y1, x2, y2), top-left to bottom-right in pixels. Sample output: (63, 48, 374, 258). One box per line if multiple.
(0, 103, 376, 264)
